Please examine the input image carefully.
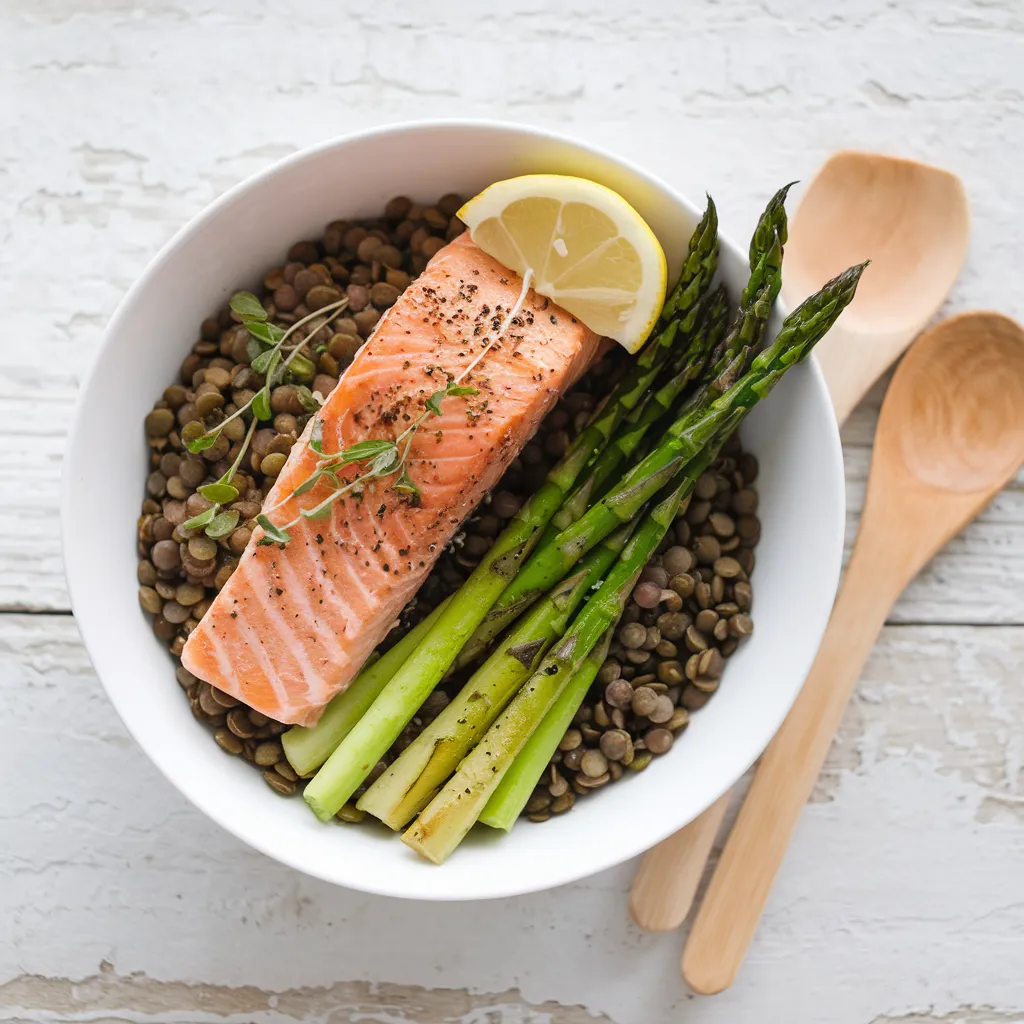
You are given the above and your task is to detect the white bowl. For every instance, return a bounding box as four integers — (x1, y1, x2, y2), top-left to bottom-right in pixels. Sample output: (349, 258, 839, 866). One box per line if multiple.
(63, 121, 844, 900)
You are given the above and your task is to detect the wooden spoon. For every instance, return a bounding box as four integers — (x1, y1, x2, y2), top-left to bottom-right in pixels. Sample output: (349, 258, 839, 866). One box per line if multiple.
(628, 151, 970, 934)
(786, 150, 969, 423)
(681, 312, 1024, 993)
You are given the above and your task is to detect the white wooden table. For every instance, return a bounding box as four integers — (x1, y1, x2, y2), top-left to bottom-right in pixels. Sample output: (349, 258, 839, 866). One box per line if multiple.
(3, 2, 1023, 1021)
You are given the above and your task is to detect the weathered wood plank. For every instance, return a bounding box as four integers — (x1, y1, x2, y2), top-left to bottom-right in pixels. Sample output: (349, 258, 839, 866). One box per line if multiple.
(1, 615, 1023, 1023)
(3, 0, 1024, 1020)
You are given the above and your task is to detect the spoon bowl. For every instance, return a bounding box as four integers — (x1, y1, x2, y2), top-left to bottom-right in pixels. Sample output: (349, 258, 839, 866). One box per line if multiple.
(886, 312, 1024, 495)
(682, 311, 1024, 993)
(860, 312, 1024, 600)
(784, 150, 970, 423)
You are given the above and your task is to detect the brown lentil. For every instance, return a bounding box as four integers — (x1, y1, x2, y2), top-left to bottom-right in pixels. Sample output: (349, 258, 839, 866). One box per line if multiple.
(695, 608, 719, 634)
(253, 741, 283, 767)
(263, 770, 296, 796)
(632, 581, 663, 609)
(558, 728, 582, 752)
(550, 792, 575, 814)
(604, 678, 634, 709)
(619, 621, 647, 649)
(214, 728, 243, 755)
(631, 686, 659, 718)
(562, 747, 586, 772)
(580, 749, 609, 779)
(730, 613, 754, 637)
(645, 727, 674, 755)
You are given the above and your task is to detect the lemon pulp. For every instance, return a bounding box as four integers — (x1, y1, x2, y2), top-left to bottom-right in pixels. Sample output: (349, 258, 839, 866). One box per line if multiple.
(458, 175, 667, 353)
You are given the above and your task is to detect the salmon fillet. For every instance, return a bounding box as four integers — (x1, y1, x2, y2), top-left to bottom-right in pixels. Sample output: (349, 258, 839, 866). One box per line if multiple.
(182, 234, 602, 726)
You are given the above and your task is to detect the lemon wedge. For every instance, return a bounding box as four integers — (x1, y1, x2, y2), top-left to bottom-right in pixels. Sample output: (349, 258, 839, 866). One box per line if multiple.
(458, 174, 667, 353)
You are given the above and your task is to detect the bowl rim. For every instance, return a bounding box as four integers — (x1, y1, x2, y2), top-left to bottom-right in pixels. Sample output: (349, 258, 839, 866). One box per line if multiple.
(62, 118, 845, 899)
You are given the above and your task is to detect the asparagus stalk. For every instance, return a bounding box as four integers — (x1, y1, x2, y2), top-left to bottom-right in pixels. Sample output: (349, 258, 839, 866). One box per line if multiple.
(402, 453, 720, 864)
(450, 288, 732, 672)
(472, 233, 786, 636)
(295, 198, 720, 817)
(701, 183, 790, 396)
(683, 181, 789, 408)
(662, 195, 720, 324)
(669, 183, 787, 428)
(402, 260, 868, 863)
(748, 181, 794, 275)
(281, 598, 450, 777)
(478, 263, 871, 833)
(554, 285, 731, 533)
(479, 629, 614, 831)
(355, 524, 635, 829)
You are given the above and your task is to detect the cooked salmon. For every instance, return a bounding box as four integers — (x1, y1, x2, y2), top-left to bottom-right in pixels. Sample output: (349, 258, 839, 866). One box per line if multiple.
(181, 234, 602, 726)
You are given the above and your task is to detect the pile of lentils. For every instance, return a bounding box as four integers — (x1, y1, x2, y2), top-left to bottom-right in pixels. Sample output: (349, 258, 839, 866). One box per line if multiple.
(137, 193, 761, 821)
(520, 433, 759, 822)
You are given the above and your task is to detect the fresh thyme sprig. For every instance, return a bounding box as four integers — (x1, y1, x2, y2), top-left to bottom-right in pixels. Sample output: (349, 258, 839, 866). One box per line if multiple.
(255, 270, 536, 547)
(255, 376, 480, 545)
(184, 291, 349, 454)
(181, 414, 258, 538)
(178, 290, 347, 540)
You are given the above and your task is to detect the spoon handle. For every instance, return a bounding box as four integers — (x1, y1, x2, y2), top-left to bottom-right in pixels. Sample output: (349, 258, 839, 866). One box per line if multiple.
(813, 321, 883, 425)
(628, 792, 730, 931)
(681, 536, 897, 994)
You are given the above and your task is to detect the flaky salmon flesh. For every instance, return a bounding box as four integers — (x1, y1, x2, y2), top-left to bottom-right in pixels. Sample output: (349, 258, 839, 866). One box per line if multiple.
(182, 234, 602, 726)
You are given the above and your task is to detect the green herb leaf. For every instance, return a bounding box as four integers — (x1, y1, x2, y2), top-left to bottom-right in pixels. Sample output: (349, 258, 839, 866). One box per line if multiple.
(339, 439, 398, 463)
(292, 470, 323, 497)
(300, 503, 334, 521)
(268, 352, 286, 385)
(251, 347, 280, 376)
(393, 467, 421, 506)
(230, 292, 268, 321)
(447, 384, 479, 398)
(205, 510, 240, 539)
(288, 353, 317, 383)
(425, 389, 447, 416)
(185, 432, 218, 454)
(245, 321, 285, 346)
(370, 447, 401, 476)
(256, 514, 291, 546)
(183, 505, 219, 530)
(199, 482, 239, 504)
(294, 384, 321, 411)
(246, 336, 265, 362)
(252, 387, 273, 421)
(309, 418, 325, 455)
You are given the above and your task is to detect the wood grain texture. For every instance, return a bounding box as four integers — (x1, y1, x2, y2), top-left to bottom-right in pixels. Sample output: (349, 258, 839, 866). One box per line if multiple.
(684, 314, 1024, 992)
(3, 0, 1024, 1020)
(786, 152, 970, 425)
(629, 792, 731, 931)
